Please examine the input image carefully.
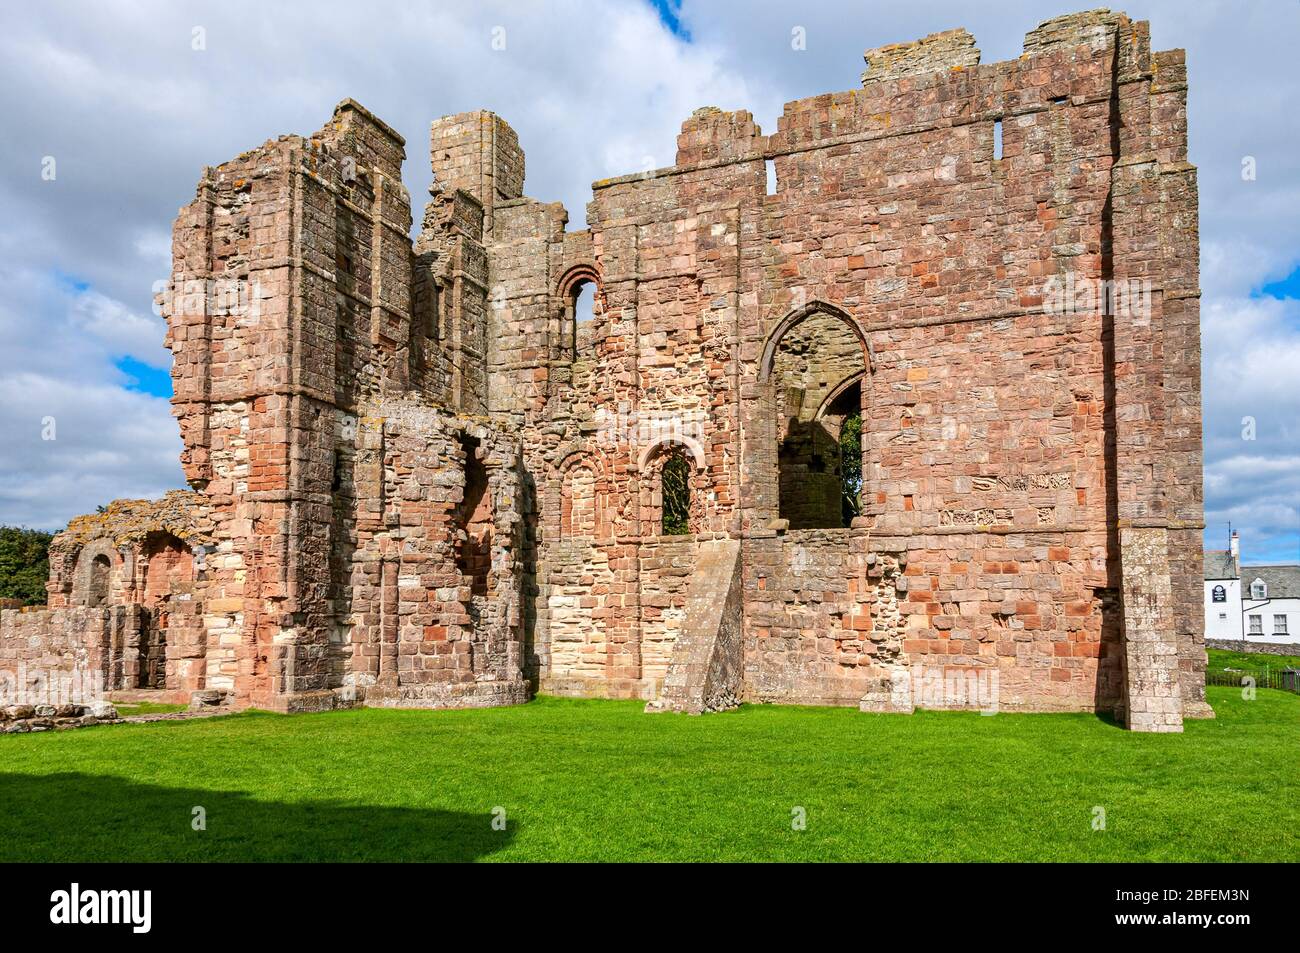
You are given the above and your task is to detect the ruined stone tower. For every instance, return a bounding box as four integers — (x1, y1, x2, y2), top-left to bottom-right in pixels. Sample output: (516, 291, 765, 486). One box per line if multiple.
(3, 10, 1208, 731)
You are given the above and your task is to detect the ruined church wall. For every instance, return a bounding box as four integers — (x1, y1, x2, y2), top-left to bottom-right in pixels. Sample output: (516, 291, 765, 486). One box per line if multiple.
(343, 405, 529, 709)
(126, 10, 1203, 720)
(508, 12, 1199, 714)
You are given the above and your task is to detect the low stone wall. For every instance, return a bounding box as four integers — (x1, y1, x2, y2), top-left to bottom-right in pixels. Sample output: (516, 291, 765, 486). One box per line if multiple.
(1207, 638, 1300, 659)
(0, 606, 114, 709)
(1, 701, 121, 733)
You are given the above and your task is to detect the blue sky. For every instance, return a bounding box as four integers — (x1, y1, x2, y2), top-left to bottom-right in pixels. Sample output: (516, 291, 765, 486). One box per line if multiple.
(649, 0, 690, 39)
(1256, 265, 1300, 302)
(1, 0, 1297, 567)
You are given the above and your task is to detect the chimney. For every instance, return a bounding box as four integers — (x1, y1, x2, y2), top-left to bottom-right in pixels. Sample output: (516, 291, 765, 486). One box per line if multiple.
(1229, 531, 1240, 562)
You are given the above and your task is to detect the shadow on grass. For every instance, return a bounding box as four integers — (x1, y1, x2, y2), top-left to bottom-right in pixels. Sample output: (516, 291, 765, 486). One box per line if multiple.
(0, 772, 514, 862)
(1091, 708, 1124, 729)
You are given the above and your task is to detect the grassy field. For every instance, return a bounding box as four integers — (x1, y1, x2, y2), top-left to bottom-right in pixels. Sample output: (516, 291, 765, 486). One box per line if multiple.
(1, 686, 1296, 862)
(1207, 646, 1300, 671)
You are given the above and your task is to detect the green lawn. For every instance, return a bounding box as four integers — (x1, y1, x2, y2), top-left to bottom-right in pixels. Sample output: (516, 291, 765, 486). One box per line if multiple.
(114, 701, 190, 717)
(1, 687, 1296, 862)
(1208, 647, 1300, 671)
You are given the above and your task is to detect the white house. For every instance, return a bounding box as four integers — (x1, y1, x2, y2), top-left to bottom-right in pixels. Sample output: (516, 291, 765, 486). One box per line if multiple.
(1204, 533, 1300, 646)
(1203, 544, 1242, 640)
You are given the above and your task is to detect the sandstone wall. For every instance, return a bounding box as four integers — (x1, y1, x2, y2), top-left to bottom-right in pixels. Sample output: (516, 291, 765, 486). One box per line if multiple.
(0, 607, 114, 707)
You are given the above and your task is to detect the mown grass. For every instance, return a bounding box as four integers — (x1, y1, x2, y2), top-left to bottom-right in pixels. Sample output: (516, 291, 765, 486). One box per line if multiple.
(1207, 647, 1300, 671)
(114, 702, 190, 717)
(1, 686, 1295, 862)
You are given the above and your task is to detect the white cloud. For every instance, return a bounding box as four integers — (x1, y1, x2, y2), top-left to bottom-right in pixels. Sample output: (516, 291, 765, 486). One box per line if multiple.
(68, 290, 167, 366)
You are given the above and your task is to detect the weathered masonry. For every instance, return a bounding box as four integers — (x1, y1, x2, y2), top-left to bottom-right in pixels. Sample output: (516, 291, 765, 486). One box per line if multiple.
(2, 9, 1208, 730)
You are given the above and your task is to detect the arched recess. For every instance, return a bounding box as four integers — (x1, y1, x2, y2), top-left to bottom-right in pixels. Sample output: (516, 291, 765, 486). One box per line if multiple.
(455, 434, 493, 599)
(140, 532, 194, 607)
(557, 263, 602, 360)
(551, 446, 612, 541)
(137, 531, 196, 690)
(71, 539, 124, 608)
(88, 555, 112, 608)
(638, 438, 707, 537)
(758, 301, 870, 529)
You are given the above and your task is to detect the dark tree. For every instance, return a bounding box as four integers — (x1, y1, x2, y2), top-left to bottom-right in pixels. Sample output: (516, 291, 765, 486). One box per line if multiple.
(662, 453, 691, 535)
(0, 527, 54, 606)
(840, 411, 862, 526)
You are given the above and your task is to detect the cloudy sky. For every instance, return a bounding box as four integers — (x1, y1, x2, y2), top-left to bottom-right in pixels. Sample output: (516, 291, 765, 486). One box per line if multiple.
(1, 0, 1297, 564)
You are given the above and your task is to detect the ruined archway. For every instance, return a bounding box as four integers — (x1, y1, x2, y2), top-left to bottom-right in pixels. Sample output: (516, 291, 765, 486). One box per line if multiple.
(638, 439, 706, 537)
(760, 303, 869, 529)
(136, 532, 196, 690)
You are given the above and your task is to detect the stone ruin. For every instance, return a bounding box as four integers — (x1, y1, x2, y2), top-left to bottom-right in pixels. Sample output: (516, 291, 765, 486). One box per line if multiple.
(1, 10, 1210, 731)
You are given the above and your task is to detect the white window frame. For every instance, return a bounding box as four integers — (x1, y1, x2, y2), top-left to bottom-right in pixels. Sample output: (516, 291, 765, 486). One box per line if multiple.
(1248, 614, 1263, 635)
(1275, 615, 1289, 635)
(1250, 581, 1267, 600)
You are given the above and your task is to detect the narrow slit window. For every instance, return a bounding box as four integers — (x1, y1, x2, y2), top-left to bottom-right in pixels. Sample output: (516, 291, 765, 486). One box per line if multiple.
(765, 158, 777, 195)
(993, 119, 1003, 161)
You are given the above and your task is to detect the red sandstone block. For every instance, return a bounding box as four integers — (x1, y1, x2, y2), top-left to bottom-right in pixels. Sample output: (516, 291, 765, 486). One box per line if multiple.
(1049, 668, 1072, 682)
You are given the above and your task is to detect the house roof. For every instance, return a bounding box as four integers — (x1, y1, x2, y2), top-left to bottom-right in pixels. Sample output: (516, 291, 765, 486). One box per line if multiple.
(1204, 550, 1238, 580)
(1242, 565, 1300, 600)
